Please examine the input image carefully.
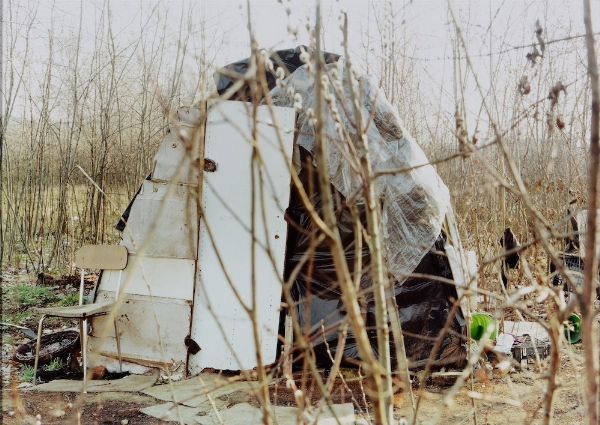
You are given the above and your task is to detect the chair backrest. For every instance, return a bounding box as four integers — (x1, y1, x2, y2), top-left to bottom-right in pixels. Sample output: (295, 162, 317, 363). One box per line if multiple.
(75, 245, 128, 270)
(75, 245, 128, 305)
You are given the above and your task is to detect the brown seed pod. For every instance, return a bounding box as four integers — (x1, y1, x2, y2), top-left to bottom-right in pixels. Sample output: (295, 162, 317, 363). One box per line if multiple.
(518, 75, 531, 96)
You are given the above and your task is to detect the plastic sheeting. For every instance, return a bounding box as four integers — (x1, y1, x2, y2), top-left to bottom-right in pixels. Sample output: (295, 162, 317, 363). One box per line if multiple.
(213, 47, 463, 368)
(214, 46, 340, 98)
(216, 47, 450, 282)
(270, 58, 451, 284)
(113, 46, 463, 369)
(284, 147, 465, 368)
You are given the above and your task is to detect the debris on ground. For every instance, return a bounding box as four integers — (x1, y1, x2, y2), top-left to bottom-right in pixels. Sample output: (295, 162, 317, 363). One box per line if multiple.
(29, 369, 158, 393)
(142, 373, 259, 408)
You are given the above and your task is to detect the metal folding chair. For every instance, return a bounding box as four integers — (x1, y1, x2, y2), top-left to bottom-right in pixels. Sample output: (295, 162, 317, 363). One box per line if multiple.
(33, 245, 128, 385)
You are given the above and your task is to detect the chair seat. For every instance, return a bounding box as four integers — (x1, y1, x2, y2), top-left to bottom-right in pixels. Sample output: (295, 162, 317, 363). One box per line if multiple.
(35, 302, 115, 319)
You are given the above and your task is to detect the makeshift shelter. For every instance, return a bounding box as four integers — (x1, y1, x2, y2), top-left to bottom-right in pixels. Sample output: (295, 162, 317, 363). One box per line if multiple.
(86, 47, 473, 376)
(88, 101, 296, 374)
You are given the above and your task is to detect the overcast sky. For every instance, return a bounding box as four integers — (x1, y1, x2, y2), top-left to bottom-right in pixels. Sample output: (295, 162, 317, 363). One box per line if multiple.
(3, 0, 598, 135)
(19, 1, 592, 64)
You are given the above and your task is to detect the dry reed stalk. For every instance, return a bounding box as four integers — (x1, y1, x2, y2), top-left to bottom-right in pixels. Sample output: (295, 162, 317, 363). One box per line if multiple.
(581, 1, 600, 424)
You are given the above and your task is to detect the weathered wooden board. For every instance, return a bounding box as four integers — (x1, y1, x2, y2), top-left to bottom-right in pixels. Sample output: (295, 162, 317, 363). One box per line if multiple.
(100, 255, 195, 301)
(88, 108, 203, 373)
(188, 101, 295, 373)
(88, 291, 191, 372)
(121, 180, 198, 260)
(152, 110, 201, 186)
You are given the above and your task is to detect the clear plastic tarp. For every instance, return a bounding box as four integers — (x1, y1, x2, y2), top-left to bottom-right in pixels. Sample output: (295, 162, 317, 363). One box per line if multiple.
(270, 60, 451, 283)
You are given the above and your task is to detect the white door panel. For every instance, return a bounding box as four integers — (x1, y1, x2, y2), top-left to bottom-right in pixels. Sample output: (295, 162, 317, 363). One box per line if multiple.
(189, 101, 295, 373)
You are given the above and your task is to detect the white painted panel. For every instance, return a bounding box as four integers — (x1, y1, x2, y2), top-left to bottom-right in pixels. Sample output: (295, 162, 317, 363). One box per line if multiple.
(99, 255, 195, 300)
(447, 247, 479, 311)
(152, 107, 202, 185)
(445, 244, 465, 287)
(152, 130, 200, 185)
(122, 180, 198, 259)
(503, 320, 548, 340)
(465, 250, 479, 308)
(88, 291, 191, 372)
(445, 243, 470, 314)
(189, 101, 294, 373)
(576, 209, 600, 258)
(176, 106, 203, 127)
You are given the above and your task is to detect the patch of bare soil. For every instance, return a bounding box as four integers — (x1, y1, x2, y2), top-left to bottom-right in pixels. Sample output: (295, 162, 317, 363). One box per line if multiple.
(0, 349, 586, 425)
(252, 353, 584, 424)
(391, 347, 585, 424)
(265, 371, 367, 406)
(2, 391, 164, 425)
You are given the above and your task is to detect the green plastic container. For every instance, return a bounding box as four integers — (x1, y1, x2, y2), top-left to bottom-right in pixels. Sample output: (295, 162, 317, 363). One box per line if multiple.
(469, 312, 497, 341)
(564, 313, 582, 344)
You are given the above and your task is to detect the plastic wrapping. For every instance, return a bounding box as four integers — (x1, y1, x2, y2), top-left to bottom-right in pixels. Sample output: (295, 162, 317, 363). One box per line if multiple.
(113, 48, 465, 369)
(284, 147, 465, 368)
(271, 60, 450, 284)
(214, 46, 340, 99)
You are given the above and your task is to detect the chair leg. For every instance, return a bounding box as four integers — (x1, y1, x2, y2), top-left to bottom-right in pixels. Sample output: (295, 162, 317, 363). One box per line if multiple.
(113, 320, 123, 373)
(33, 314, 47, 385)
(82, 318, 88, 393)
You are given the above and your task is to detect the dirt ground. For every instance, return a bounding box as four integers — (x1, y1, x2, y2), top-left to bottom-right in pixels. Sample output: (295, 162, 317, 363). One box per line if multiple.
(0, 360, 586, 425)
(0, 270, 589, 424)
(2, 391, 166, 425)
(263, 357, 586, 424)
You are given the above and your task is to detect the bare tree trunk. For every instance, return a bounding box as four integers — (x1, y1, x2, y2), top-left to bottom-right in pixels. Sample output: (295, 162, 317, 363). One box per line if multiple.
(582, 2, 600, 424)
